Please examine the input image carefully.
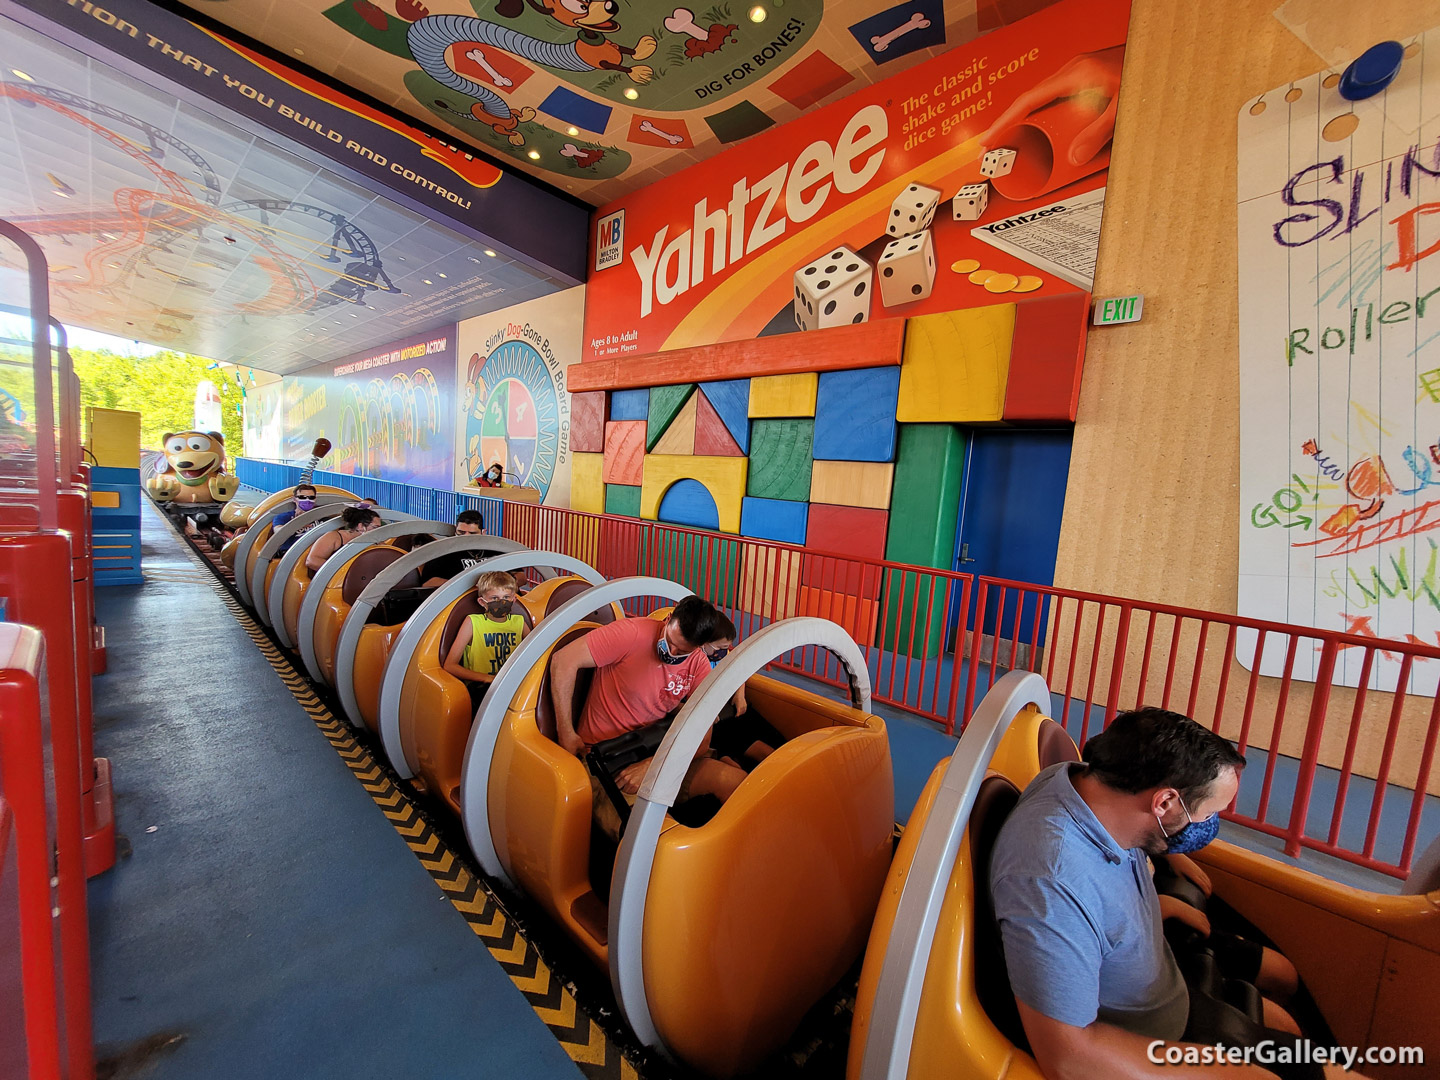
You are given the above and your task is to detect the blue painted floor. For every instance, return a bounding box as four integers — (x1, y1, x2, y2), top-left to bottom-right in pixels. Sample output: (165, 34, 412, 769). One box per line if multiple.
(87, 502, 581, 1079)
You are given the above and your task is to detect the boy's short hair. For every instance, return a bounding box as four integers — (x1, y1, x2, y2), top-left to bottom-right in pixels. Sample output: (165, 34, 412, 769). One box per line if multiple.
(456, 510, 485, 529)
(475, 570, 518, 596)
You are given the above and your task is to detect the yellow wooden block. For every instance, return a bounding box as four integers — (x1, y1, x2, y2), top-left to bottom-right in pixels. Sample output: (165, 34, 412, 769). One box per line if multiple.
(651, 392, 698, 455)
(897, 305, 1015, 423)
(571, 452, 605, 515)
(809, 460, 894, 510)
(749, 373, 818, 418)
(739, 542, 802, 620)
(86, 407, 141, 468)
(640, 455, 749, 534)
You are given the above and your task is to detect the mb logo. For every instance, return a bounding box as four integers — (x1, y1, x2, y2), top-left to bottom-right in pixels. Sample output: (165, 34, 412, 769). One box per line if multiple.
(595, 210, 625, 273)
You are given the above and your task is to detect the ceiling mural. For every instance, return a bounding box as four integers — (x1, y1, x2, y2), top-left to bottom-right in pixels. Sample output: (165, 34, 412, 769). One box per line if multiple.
(0, 14, 571, 372)
(185, 0, 1064, 204)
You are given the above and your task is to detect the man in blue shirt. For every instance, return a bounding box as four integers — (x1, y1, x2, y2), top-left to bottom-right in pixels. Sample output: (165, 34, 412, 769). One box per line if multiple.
(991, 708, 1342, 1080)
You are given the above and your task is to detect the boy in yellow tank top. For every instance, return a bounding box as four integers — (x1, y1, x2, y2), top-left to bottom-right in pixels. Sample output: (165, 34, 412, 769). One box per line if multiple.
(443, 570, 526, 711)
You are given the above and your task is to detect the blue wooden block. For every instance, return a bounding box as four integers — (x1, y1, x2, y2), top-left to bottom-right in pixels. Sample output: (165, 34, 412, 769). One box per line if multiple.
(740, 496, 809, 545)
(812, 367, 900, 462)
(611, 388, 649, 421)
(698, 379, 750, 453)
(657, 479, 720, 531)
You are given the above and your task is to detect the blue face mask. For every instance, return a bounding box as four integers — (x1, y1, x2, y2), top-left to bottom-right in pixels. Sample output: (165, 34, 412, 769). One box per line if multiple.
(707, 647, 730, 668)
(656, 631, 690, 666)
(1157, 794, 1221, 855)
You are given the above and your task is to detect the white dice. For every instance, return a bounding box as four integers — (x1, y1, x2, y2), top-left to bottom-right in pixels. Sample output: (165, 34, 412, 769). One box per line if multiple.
(793, 246, 873, 330)
(878, 230, 935, 308)
(952, 183, 989, 221)
(981, 148, 1016, 178)
(886, 183, 940, 238)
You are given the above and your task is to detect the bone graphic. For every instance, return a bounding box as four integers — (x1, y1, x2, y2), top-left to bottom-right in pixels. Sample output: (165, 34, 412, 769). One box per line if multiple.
(465, 48, 513, 88)
(638, 119, 683, 145)
(665, 7, 709, 41)
(559, 143, 582, 157)
(871, 11, 930, 52)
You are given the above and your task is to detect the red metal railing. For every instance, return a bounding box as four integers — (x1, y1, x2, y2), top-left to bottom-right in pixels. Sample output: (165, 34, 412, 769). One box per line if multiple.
(235, 466, 1440, 882)
(969, 578, 1440, 879)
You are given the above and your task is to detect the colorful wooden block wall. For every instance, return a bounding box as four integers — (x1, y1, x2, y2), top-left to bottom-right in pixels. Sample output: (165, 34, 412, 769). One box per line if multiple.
(577, 305, 1086, 645)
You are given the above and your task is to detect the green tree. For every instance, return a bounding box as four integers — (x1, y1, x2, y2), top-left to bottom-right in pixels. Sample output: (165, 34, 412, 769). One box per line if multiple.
(1, 343, 244, 458)
(69, 349, 245, 457)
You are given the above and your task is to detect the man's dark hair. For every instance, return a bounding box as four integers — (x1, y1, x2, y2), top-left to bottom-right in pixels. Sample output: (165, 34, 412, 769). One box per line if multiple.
(456, 510, 485, 530)
(671, 596, 724, 648)
(1082, 708, 1245, 806)
(341, 507, 380, 530)
(295, 483, 316, 497)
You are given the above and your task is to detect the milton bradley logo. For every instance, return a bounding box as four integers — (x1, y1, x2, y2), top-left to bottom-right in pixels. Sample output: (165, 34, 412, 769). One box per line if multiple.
(595, 210, 625, 273)
(978, 205, 1071, 232)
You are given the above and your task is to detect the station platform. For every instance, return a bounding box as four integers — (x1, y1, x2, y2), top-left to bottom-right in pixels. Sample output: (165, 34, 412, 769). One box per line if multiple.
(87, 501, 597, 1079)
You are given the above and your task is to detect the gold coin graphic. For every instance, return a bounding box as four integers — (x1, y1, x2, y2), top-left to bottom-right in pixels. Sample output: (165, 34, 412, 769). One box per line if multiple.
(984, 273, 1020, 293)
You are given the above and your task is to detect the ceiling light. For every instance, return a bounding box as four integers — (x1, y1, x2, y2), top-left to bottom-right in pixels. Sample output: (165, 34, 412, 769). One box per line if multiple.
(422, 279, 433, 285)
(293, 47, 305, 56)
(484, 249, 496, 257)
(10, 69, 33, 82)
(349, 312, 358, 317)
(567, 126, 579, 136)
(624, 88, 638, 100)
(527, 149, 540, 160)
(438, 272, 447, 278)
(748, 4, 766, 21)
(469, 256, 480, 263)
(398, 256, 406, 261)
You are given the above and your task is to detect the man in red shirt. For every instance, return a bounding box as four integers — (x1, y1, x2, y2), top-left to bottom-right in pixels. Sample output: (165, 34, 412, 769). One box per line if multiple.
(551, 597, 746, 827)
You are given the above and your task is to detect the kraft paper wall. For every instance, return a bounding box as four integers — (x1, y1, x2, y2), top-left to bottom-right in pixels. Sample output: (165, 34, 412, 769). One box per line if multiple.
(1056, 0, 1440, 793)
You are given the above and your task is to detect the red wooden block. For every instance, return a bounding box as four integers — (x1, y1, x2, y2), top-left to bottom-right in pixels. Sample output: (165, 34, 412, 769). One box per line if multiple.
(802, 503, 888, 592)
(603, 420, 645, 486)
(571, 391, 606, 453)
(1003, 293, 1089, 423)
(694, 391, 744, 457)
(569, 319, 906, 392)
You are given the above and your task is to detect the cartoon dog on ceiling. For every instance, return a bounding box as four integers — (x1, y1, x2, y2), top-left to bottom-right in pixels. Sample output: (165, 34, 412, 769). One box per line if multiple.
(395, 0, 655, 147)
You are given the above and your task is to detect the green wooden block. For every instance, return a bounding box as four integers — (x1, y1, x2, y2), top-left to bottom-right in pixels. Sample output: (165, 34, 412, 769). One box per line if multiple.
(605, 483, 641, 518)
(640, 528, 740, 608)
(747, 418, 813, 502)
(647, 384, 695, 451)
(882, 424, 967, 658)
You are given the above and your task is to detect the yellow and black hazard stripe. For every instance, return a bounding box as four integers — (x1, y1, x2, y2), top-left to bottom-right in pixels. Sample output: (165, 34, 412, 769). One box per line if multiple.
(163, 509, 639, 1080)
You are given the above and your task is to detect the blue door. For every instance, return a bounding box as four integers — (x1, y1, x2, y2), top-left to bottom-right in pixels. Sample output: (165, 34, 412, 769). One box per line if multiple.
(954, 429, 1073, 643)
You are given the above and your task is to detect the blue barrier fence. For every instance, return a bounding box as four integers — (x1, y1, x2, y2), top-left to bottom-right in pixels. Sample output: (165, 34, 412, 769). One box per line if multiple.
(234, 458, 506, 535)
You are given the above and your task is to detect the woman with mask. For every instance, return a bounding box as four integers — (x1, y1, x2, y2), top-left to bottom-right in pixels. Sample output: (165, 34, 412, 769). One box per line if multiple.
(442, 570, 525, 713)
(475, 463, 504, 488)
(305, 506, 381, 572)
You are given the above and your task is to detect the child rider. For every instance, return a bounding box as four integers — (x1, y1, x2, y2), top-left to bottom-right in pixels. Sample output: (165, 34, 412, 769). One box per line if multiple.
(442, 570, 526, 714)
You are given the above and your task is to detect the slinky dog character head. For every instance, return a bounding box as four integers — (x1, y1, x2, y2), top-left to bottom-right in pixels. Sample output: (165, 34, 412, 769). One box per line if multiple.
(161, 431, 226, 486)
(495, 0, 621, 32)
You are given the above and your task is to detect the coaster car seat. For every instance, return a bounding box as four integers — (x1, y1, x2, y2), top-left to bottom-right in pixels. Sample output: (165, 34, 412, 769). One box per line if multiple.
(250, 503, 352, 629)
(374, 553, 613, 808)
(848, 671, 1065, 1080)
(607, 614, 894, 1077)
(292, 519, 441, 684)
(455, 578, 894, 1077)
(227, 492, 352, 603)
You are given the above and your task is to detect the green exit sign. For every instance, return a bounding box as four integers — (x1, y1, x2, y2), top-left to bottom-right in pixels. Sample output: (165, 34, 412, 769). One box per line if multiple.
(1093, 295, 1144, 325)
